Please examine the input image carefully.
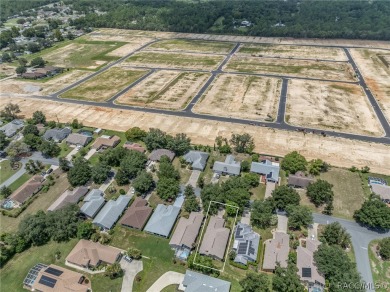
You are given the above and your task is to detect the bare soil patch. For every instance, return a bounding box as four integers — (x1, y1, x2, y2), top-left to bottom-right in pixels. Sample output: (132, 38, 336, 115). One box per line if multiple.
(194, 74, 281, 121)
(238, 44, 347, 61)
(106, 38, 155, 57)
(225, 56, 355, 81)
(117, 70, 210, 110)
(86, 28, 175, 41)
(2, 96, 390, 175)
(147, 39, 234, 54)
(350, 49, 390, 122)
(286, 79, 383, 137)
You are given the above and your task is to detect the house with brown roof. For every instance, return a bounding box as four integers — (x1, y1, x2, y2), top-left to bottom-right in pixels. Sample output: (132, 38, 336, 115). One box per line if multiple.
(119, 197, 152, 230)
(370, 184, 390, 203)
(23, 263, 91, 292)
(123, 142, 146, 153)
(10, 175, 44, 206)
(297, 239, 325, 290)
(199, 216, 230, 260)
(169, 212, 204, 251)
(288, 171, 315, 188)
(66, 133, 92, 147)
(47, 187, 89, 212)
(148, 149, 175, 162)
(65, 239, 122, 270)
(92, 135, 120, 151)
(262, 232, 290, 272)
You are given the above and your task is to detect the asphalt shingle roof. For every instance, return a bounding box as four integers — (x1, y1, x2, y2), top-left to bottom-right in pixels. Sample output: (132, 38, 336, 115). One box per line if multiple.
(144, 204, 180, 237)
(93, 195, 131, 230)
(182, 270, 231, 292)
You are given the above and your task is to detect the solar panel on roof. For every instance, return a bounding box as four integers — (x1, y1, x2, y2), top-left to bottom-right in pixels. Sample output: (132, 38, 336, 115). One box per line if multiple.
(23, 263, 48, 287)
(45, 267, 63, 277)
(302, 267, 312, 278)
(235, 226, 244, 238)
(248, 241, 255, 255)
(237, 241, 248, 254)
(39, 275, 57, 288)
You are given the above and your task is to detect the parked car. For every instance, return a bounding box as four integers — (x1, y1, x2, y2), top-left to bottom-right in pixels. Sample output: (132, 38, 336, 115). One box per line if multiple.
(47, 168, 53, 174)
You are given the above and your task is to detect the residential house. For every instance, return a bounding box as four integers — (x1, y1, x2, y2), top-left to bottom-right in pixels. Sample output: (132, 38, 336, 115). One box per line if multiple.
(0, 119, 24, 137)
(93, 195, 131, 230)
(199, 216, 230, 260)
(148, 149, 175, 162)
(181, 270, 231, 292)
(43, 127, 72, 142)
(10, 175, 44, 206)
(288, 171, 315, 188)
(262, 232, 290, 272)
(297, 239, 325, 290)
(169, 212, 204, 250)
(34, 66, 63, 76)
(80, 189, 105, 219)
(123, 142, 146, 153)
(66, 133, 92, 147)
(183, 151, 209, 171)
(47, 187, 89, 211)
(370, 183, 390, 203)
(65, 239, 122, 269)
(92, 135, 120, 151)
(250, 160, 280, 183)
(144, 204, 180, 238)
(213, 155, 241, 176)
(119, 197, 153, 230)
(21, 72, 46, 79)
(23, 263, 91, 292)
(232, 223, 260, 265)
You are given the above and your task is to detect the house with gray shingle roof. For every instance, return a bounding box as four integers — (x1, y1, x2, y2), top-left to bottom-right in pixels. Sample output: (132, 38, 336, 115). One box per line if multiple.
(262, 232, 289, 272)
(47, 186, 89, 211)
(43, 127, 72, 142)
(199, 216, 230, 260)
(144, 204, 180, 238)
(181, 270, 231, 292)
(80, 189, 105, 219)
(250, 160, 280, 183)
(0, 119, 24, 137)
(66, 133, 92, 147)
(169, 212, 204, 250)
(93, 195, 131, 230)
(148, 149, 175, 162)
(233, 222, 260, 265)
(213, 155, 241, 176)
(183, 151, 209, 171)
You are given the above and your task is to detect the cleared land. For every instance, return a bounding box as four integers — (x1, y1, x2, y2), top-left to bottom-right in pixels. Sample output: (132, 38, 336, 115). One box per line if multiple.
(238, 44, 347, 61)
(147, 39, 235, 54)
(225, 56, 355, 81)
(286, 79, 383, 137)
(350, 49, 390, 121)
(61, 67, 149, 102)
(125, 51, 225, 70)
(369, 240, 390, 291)
(194, 74, 281, 121)
(2, 97, 390, 175)
(116, 70, 210, 110)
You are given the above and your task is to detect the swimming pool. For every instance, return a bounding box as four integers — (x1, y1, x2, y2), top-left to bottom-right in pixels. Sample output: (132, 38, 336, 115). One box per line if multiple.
(2, 200, 15, 209)
(78, 130, 93, 137)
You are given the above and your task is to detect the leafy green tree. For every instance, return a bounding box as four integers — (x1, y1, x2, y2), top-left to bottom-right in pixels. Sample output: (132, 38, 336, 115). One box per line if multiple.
(240, 272, 270, 292)
(226, 200, 239, 217)
(230, 133, 255, 153)
(6, 141, 29, 160)
(309, 159, 328, 175)
(167, 133, 191, 155)
(133, 170, 154, 194)
(243, 172, 260, 187)
(272, 185, 300, 210)
(241, 160, 250, 172)
(0, 131, 9, 150)
(286, 205, 313, 230)
(184, 185, 200, 212)
(23, 134, 41, 150)
(18, 58, 28, 67)
(27, 43, 41, 53)
(126, 247, 142, 260)
(219, 144, 231, 154)
(39, 140, 61, 157)
(30, 57, 45, 67)
(158, 157, 180, 180)
(251, 153, 259, 162)
(378, 237, 390, 260)
(70, 119, 83, 129)
(16, 66, 26, 75)
(105, 262, 123, 279)
(32, 111, 46, 124)
(67, 157, 91, 186)
(0, 186, 12, 198)
(125, 127, 147, 141)
(354, 197, 390, 229)
(143, 128, 168, 151)
(100, 147, 128, 167)
(53, 29, 64, 41)
(77, 221, 95, 239)
(0, 103, 20, 121)
(59, 157, 71, 172)
(157, 177, 180, 201)
(118, 150, 147, 180)
(320, 222, 351, 249)
(1, 52, 11, 62)
(281, 151, 307, 175)
(115, 169, 129, 185)
(91, 162, 111, 184)
(251, 198, 276, 228)
(23, 124, 39, 136)
(187, 253, 219, 276)
(272, 264, 305, 292)
(306, 179, 334, 207)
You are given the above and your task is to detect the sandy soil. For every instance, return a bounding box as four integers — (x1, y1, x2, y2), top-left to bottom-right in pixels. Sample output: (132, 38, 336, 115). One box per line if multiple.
(146, 39, 234, 54)
(86, 28, 174, 41)
(286, 79, 384, 137)
(194, 74, 281, 121)
(0, 70, 92, 96)
(2, 96, 389, 175)
(116, 70, 210, 110)
(106, 37, 155, 57)
(0, 63, 16, 78)
(225, 56, 355, 81)
(350, 49, 390, 122)
(238, 44, 347, 61)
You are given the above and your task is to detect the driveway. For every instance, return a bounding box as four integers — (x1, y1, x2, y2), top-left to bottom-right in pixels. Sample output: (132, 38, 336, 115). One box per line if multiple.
(85, 149, 97, 160)
(65, 147, 79, 160)
(0, 160, 26, 188)
(276, 214, 288, 233)
(120, 258, 143, 292)
(265, 181, 276, 199)
(146, 271, 185, 292)
(187, 170, 201, 188)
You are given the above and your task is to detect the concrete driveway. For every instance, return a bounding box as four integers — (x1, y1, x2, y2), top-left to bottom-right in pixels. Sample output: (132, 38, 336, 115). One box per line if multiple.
(120, 258, 143, 292)
(85, 148, 97, 160)
(65, 147, 79, 160)
(276, 214, 288, 233)
(146, 271, 185, 292)
(187, 170, 201, 188)
(265, 181, 276, 199)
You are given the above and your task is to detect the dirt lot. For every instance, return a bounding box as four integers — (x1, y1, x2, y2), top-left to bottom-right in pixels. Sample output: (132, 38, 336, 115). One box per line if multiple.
(225, 56, 355, 81)
(350, 49, 390, 122)
(61, 67, 149, 101)
(85, 28, 174, 41)
(0, 70, 92, 96)
(0, 63, 16, 78)
(147, 39, 234, 54)
(125, 51, 224, 70)
(2, 96, 390, 175)
(286, 79, 383, 137)
(116, 70, 210, 110)
(238, 44, 347, 61)
(193, 74, 281, 121)
(106, 38, 155, 57)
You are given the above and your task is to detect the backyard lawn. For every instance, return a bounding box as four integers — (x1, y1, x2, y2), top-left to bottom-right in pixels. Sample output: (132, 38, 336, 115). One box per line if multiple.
(369, 240, 390, 291)
(172, 157, 192, 184)
(0, 160, 20, 184)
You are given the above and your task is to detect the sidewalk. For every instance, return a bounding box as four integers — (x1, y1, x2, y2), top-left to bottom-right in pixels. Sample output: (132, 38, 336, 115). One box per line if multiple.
(146, 271, 185, 292)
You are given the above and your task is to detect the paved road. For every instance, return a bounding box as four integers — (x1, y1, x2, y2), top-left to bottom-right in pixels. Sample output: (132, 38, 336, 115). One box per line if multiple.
(313, 213, 390, 291)
(0, 160, 26, 188)
(276, 78, 288, 124)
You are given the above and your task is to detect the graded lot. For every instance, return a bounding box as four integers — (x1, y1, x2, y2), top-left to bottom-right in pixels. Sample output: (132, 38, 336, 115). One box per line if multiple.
(61, 67, 149, 102)
(350, 48, 390, 122)
(193, 74, 281, 121)
(116, 70, 210, 110)
(2, 96, 390, 175)
(125, 51, 225, 70)
(286, 79, 383, 137)
(225, 56, 355, 81)
(147, 39, 235, 54)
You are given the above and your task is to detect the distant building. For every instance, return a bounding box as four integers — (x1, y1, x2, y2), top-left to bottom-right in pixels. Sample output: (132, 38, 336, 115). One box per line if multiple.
(43, 127, 72, 142)
(80, 189, 105, 219)
(181, 270, 231, 292)
(144, 204, 180, 238)
(92, 135, 120, 151)
(262, 232, 290, 272)
(66, 133, 92, 147)
(370, 183, 390, 203)
(123, 142, 146, 153)
(0, 119, 24, 137)
(169, 212, 204, 250)
(93, 195, 131, 230)
(232, 223, 260, 265)
(10, 175, 44, 206)
(48, 187, 89, 212)
(213, 155, 241, 176)
(288, 171, 315, 188)
(120, 197, 153, 230)
(148, 149, 175, 162)
(250, 160, 280, 183)
(199, 216, 230, 260)
(183, 151, 209, 171)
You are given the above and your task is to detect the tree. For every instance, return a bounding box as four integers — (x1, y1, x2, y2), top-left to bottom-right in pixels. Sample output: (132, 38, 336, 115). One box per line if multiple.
(0, 132, 9, 150)
(39, 140, 60, 157)
(132, 170, 154, 194)
(281, 151, 307, 175)
(241, 160, 250, 172)
(67, 157, 91, 186)
(117, 150, 147, 182)
(125, 127, 147, 141)
(25, 159, 44, 174)
(187, 253, 219, 276)
(115, 169, 130, 186)
(16, 66, 26, 75)
(6, 141, 29, 160)
(70, 119, 82, 129)
(105, 262, 123, 279)
(23, 124, 39, 136)
(272, 185, 300, 210)
(143, 128, 168, 151)
(77, 221, 95, 239)
(0, 103, 20, 120)
(239, 272, 270, 292)
(157, 177, 180, 201)
(32, 111, 46, 124)
(286, 205, 313, 230)
(219, 144, 231, 154)
(91, 162, 111, 184)
(251, 153, 259, 162)
(1, 52, 11, 63)
(30, 57, 45, 67)
(24, 134, 42, 150)
(230, 133, 255, 153)
(53, 29, 64, 41)
(306, 179, 334, 207)
(158, 157, 180, 180)
(226, 200, 239, 217)
(272, 264, 305, 292)
(378, 237, 390, 260)
(167, 133, 191, 155)
(320, 222, 351, 249)
(18, 58, 28, 67)
(100, 147, 128, 167)
(59, 157, 71, 171)
(309, 159, 328, 175)
(0, 186, 12, 198)
(126, 247, 142, 260)
(27, 43, 41, 53)
(251, 198, 276, 228)
(67, 31, 75, 40)
(354, 197, 390, 230)
(184, 185, 200, 212)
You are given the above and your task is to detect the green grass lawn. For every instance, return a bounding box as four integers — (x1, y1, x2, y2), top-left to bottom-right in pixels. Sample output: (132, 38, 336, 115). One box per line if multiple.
(161, 284, 179, 292)
(0, 160, 20, 184)
(172, 157, 192, 184)
(8, 173, 32, 192)
(59, 141, 73, 158)
(368, 240, 390, 291)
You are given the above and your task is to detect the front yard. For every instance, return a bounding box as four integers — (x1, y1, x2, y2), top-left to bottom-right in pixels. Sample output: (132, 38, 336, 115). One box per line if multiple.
(369, 240, 390, 291)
